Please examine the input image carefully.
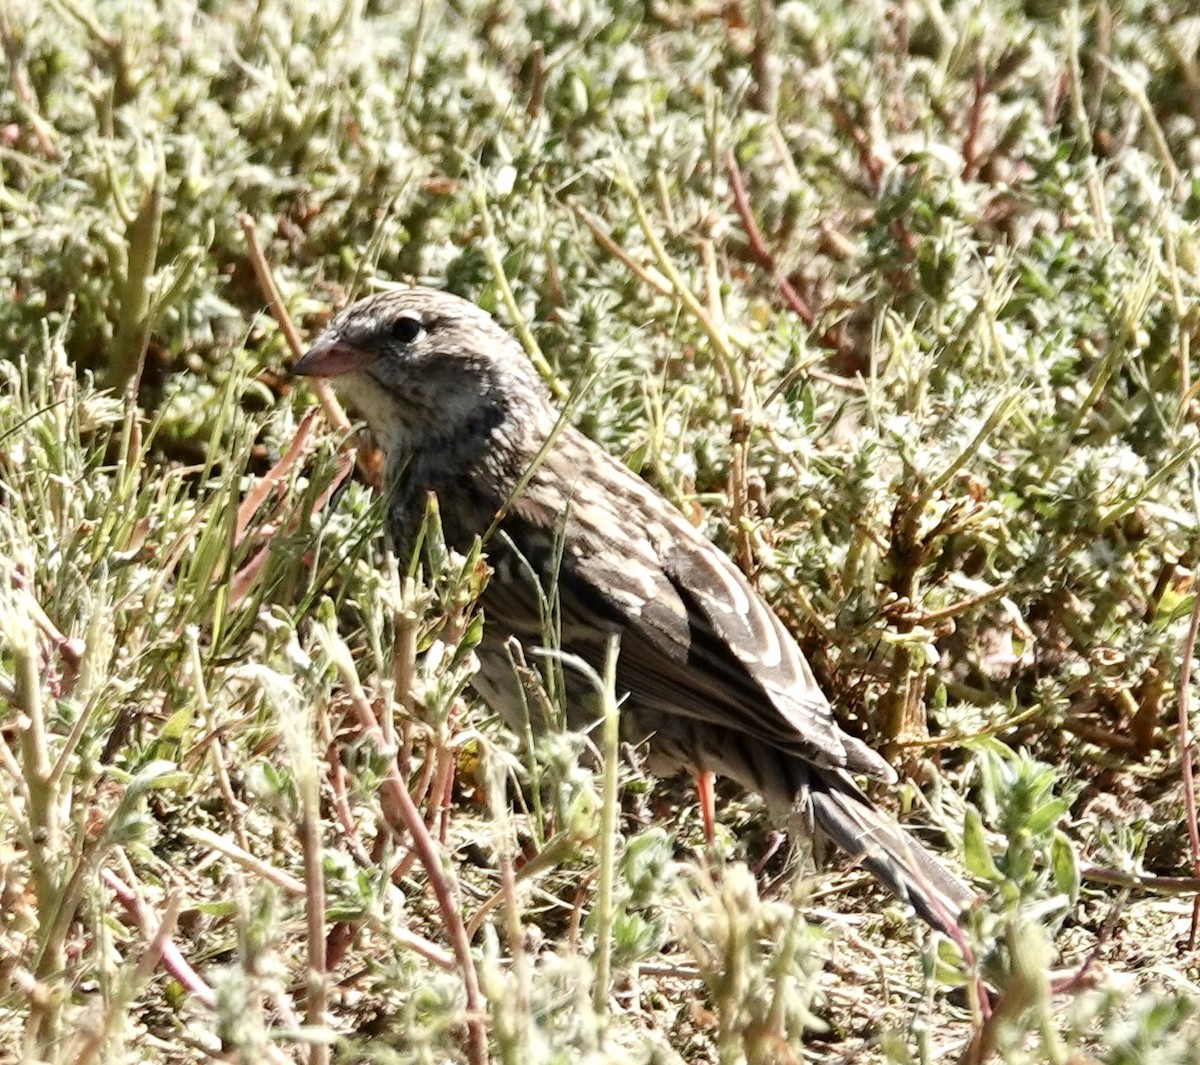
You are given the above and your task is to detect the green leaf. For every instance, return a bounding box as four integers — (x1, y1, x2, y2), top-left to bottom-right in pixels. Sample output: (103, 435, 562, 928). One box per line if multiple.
(962, 806, 999, 880)
(1050, 831, 1080, 904)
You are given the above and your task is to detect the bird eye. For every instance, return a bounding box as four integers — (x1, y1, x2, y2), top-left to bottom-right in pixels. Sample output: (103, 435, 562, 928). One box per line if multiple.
(390, 316, 424, 344)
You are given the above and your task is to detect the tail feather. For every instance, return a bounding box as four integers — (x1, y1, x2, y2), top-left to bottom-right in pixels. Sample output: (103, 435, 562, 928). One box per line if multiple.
(806, 768, 974, 935)
(624, 713, 973, 933)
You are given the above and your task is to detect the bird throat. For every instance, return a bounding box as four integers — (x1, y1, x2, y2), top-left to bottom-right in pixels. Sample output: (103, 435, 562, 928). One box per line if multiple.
(382, 406, 525, 564)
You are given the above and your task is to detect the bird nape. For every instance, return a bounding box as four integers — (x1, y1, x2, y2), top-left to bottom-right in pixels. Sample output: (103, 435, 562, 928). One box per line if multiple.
(293, 285, 975, 937)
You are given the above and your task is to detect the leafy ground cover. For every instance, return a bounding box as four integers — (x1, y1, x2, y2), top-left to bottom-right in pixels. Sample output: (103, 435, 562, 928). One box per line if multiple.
(2, 0, 1200, 1061)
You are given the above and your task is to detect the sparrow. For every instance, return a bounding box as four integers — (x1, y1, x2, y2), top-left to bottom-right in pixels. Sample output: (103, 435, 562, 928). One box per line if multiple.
(293, 286, 973, 933)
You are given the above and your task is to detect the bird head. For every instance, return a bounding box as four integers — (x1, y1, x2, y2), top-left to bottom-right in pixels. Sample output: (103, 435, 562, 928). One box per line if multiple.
(293, 287, 549, 460)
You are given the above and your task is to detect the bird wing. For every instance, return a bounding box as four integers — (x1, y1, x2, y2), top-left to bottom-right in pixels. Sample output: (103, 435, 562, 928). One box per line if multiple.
(480, 428, 892, 780)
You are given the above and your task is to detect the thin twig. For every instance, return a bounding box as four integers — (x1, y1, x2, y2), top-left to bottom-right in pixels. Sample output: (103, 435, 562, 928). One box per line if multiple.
(318, 629, 488, 1065)
(616, 169, 743, 396)
(726, 151, 815, 327)
(183, 827, 307, 895)
(917, 581, 1015, 625)
(725, 151, 860, 368)
(1176, 584, 1200, 945)
(1081, 865, 1200, 897)
(592, 636, 621, 1030)
(102, 868, 215, 1008)
(70, 889, 185, 1065)
(565, 197, 673, 298)
(392, 576, 419, 760)
(108, 147, 164, 393)
(237, 213, 351, 433)
(0, 4, 58, 157)
(472, 180, 565, 400)
(961, 60, 987, 180)
(235, 407, 321, 545)
(292, 695, 329, 1065)
(464, 830, 579, 941)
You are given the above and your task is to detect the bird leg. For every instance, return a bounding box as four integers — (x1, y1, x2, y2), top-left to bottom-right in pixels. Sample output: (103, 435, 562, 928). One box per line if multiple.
(696, 769, 716, 843)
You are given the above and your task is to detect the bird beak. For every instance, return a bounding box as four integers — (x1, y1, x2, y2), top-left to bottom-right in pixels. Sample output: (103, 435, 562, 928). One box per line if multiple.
(292, 337, 380, 378)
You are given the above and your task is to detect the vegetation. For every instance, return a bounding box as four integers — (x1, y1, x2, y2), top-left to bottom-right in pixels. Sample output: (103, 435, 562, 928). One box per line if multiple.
(2, 0, 1199, 1061)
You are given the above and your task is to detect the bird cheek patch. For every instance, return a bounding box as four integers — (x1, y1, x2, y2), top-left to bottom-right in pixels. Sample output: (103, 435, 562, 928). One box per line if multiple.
(293, 342, 381, 378)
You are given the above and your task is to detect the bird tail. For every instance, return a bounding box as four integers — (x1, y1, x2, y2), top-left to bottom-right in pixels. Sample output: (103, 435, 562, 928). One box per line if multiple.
(806, 768, 973, 936)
